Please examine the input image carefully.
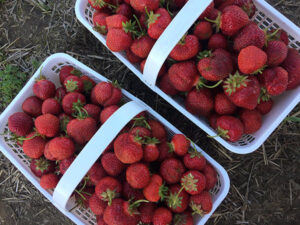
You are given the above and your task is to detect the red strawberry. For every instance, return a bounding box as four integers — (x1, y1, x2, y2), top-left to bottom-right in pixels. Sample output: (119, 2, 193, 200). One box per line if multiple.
(268, 29, 289, 45)
(44, 141, 55, 161)
(88, 163, 107, 185)
(97, 216, 107, 225)
(208, 113, 220, 130)
(183, 148, 206, 171)
(158, 141, 174, 162)
(106, 14, 128, 30)
(81, 75, 96, 94)
(59, 65, 81, 84)
(234, 0, 256, 18)
(22, 96, 42, 117)
(126, 163, 150, 189)
(168, 61, 198, 92)
(203, 163, 217, 190)
(194, 21, 213, 40)
(238, 45, 267, 74)
(116, 4, 133, 18)
(148, 119, 167, 142)
(185, 88, 214, 116)
(30, 157, 55, 177)
(93, 82, 122, 107)
(88, 0, 110, 10)
(114, 133, 143, 164)
(166, 184, 189, 213)
(55, 87, 67, 101)
(22, 132, 46, 159)
(62, 92, 86, 115)
(40, 173, 59, 190)
(130, 35, 155, 58)
(35, 114, 59, 137)
(147, 8, 172, 39)
(282, 48, 300, 90)
(100, 105, 119, 124)
(106, 28, 133, 52)
(59, 156, 76, 174)
(93, 11, 109, 35)
(260, 67, 288, 96)
(208, 33, 228, 50)
(159, 73, 179, 96)
(89, 193, 107, 216)
(233, 23, 265, 52)
(170, 134, 190, 156)
(130, 126, 151, 138)
(64, 76, 84, 93)
(216, 115, 244, 142)
(239, 109, 262, 134)
(173, 212, 193, 225)
(122, 181, 144, 200)
(266, 40, 288, 66)
(181, 170, 206, 195)
(42, 98, 61, 115)
(207, 7, 221, 20)
(48, 137, 75, 160)
(83, 104, 101, 123)
(199, 2, 215, 19)
(152, 207, 172, 225)
(197, 49, 233, 81)
(214, 92, 236, 115)
(170, 35, 200, 61)
(8, 112, 33, 136)
(143, 174, 166, 202)
(95, 177, 122, 205)
(223, 73, 260, 110)
(139, 202, 156, 223)
(130, 0, 159, 12)
(33, 78, 56, 100)
(189, 191, 213, 215)
(59, 113, 73, 134)
(256, 99, 273, 115)
(126, 49, 143, 63)
(160, 158, 185, 184)
(140, 60, 167, 77)
(101, 152, 125, 176)
(143, 137, 160, 162)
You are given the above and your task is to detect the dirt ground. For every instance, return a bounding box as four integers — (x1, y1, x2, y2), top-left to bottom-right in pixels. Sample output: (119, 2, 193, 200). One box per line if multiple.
(0, 0, 300, 224)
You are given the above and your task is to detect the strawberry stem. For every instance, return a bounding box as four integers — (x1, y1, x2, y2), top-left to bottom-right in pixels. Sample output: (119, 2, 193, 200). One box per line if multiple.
(196, 77, 223, 89)
(223, 72, 249, 96)
(204, 12, 221, 33)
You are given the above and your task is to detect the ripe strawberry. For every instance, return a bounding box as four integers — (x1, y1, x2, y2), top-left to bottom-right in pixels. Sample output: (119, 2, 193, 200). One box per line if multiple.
(89, 193, 107, 216)
(122, 181, 144, 200)
(126, 163, 150, 189)
(223, 73, 260, 110)
(88, 163, 107, 185)
(126, 49, 143, 63)
(194, 21, 213, 40)
(234, 0, 256, 18)
(83, 104, 101, 123)
(266, 40, 288, 66)
(208, 113, 220, 130)
(240, 109, 262, 134)
(181, 170, 206, 195)
(8, 112, 33, 136)
(33, 78, 56, 100)
(55, 87, 67, 101)
(81, 75, 96, 94)
(106, 28, 133, 52)
(143, 137, 160, 162)
(93, 11, 109, 35)
(170, 134, 190, 156)
(59, 156, 75, 174)
(160, 158, 185, 184)
(158, 141, 174, 162)
(64, 75, 84, 93)
(214, 92, 236, 115)
(173, 211, 193, 225)
(166, 184, 189, 213)
(256, 98, 273, 115)
(216, 115, 244, 142)
(95, 177, 122, 205)
(183, 148, 206, 171)
(129, 126, 151, 138)
(159, 73, 179, 96)
(282, 48, 300, 90)
(62, 92, 86, 115)
(40, 173, 59, 190)
(43, 141, 55, 161)
(199, 2, 215, 19)
(170, 35, 200, 61)
(260, 67, 288, 96)
(152, 207, 172, 225)
(114, 133, 143, 164)
(143, 174, 167, 202)
(185, 88, 214, 116)
(148, 119, 167, 142)
(48, 137, 75, 160)
(203, 163, 217, 190)
(93, 82, 122, 107)
(233, 23, 265, 52)
(35, 114, 60, 137)
(88, 0, 110, 10)
(59, 65, 81, 84)
(130, 0, 160, 12)
(116, 3, 133, 18)
(100, 105, 119, 124)
(208, 33, 228, 50)
(140, 60, 167, 77)
(238, 45, 267, 74)
(147, 8, 172, 39)
(168, 61, 198, 92)
(22, 132, 46, 159)
(197, 49, 233, 81)
(106, 14, 128, 30)
(30, 157, 55, 177)
(268, 28, 289, 45)
(189, 191, 213, 215)
(139, 202, 156, 223)
(42, 98, 61, 116)
(130, 35, 155, 59)
(22, 96, 42, 117)
(101, 152, 125, 176)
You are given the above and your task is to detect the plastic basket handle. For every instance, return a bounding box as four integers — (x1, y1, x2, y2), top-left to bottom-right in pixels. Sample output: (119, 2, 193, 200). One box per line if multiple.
(143, 0, 213, 87)
(52, 101, 146, 210)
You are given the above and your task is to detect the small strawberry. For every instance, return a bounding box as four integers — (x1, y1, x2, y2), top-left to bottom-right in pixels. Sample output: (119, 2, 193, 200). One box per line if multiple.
(22, 132, 46, 159)
(143, 137, 160, 162)
(181, 170, 206, 195)
(126, 49, 143, 63)
(40, 173, 59, 190)
(42, 98, 62, 115)
(101, 152, 126, 176)
(59, 65, 82, 85)
(208, 33, 228, 50)
(95, 177, 122, 205)
(83, 104, 101, 123)
(214, 92, 236, 115)
(240, 109, 262, 134)
(147, 8, 172, 39)
(130, 126, 151, 138)
(81, 75, 96, 94)
(22, 96, 42, 117)
(8, 112, 33, 136)
(170, 35, 200, 61)
(33, 77, 56, 100)
(122, 181, 144, 200)
(173, 211, 193, 225)
(260, 67, 288, 96)
(143, 174, 167, 202)
(208, 113, 220, 130)
(55, 87, 67, 101)
(140, 60, 167, 77)
(256, 98, 273, 115)
(30, 157, 55, 177)
(106, 28, 133, 52)
(93, 81, 122, 107)
(238, 45, 267, 74)
(234, 0, 256, 18)
(166, 184, 189, 213)
(158, 141, 174, 162)
(35, 114, 59, 138)
(183, 148, 206, 171)
(93, 11, 109, 35)
(130, 0, 160, 13)
(189, 191, 213, 215)
(152, 207, 172, 225)
(160, 158, 185, 184)
(89, 193, 107, 216)
(216, 115, 244, 142)
(203, 163, 217, 190)
(59, 156, 75, 174)
(223, 72, 260, 110)
(194, 21, 213, 40)
(266, 40, 288, 67)
(100, 105, 119, 124)
(139, 202, 156, 224)
(126, 163, 150, 189)
(130, 35, 155, 59)
(158, 73, 179, 96)
(116, 3, 133, 18)
(88, 163, 107, 186)
(48, 136, 75, 160)
(106, 14, 129, 30)
(148, 119, 167, 142)
(282, 48, 300, 90)
(62, 92, 86, 115)
(170, 134, 190, 156)
(64, 75, 84, 93)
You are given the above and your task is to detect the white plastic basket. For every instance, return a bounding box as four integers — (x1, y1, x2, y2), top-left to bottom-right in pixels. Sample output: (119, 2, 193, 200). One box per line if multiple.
(75, 0, 300, 154)
(0, 53, 230, 225)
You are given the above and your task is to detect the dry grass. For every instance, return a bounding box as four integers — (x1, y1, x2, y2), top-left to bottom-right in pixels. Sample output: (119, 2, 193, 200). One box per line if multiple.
(0, 0, 300, 224)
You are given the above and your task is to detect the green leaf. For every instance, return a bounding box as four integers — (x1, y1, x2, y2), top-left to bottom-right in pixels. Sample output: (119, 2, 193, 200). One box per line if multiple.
(285, 116, 300, 122)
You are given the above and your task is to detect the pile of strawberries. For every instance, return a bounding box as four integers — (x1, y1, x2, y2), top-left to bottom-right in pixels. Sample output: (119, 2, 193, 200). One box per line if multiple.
(7, 65, 218, 225)
(89, 0, 300, 142)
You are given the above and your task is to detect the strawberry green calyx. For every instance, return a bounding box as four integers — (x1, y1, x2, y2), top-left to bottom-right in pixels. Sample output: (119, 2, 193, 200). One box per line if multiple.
(216, 126, 229, 140)
(60, 117, 70, 134)
(195, 77, 223, 90)
(112, 80, 121, 89)
(166, 186, 184, 210)
(35, 75, 47, 82)
(127, 199, 149, 215)
(178, 33, 188, 45)
(83, 80, 93, 94)
(101, 188, 119, 206)
(34, 157, 51, 173)
(188, 147, 202, 159)
(167, 142, 174, 153)
(94, 24, 107, 35)
(197, 50, 212, 60)
(65, 79, 79, 92)
(258, 87, 271, 104)
(133, 14, 147, 37)
(92, 0, 117, 9)
(190, 201, 205, 216)
(252, 65, 267, 75)
(181, 173, 198, 192)
(159, 183, 168, 201)
(264, 28, 279, 46)
(144, 136, 160, 145)
(173, 213, 188, 225)
(131, 116, 151, 129)
(134, 134, 144, 144)
(72, 101, 89, 119)
(204, 12, 221, 32)
(70, 69, 82, 77)
(146, 9, 160, 27)
(123, 20, 141, 39)
(223, 72, 249, 96)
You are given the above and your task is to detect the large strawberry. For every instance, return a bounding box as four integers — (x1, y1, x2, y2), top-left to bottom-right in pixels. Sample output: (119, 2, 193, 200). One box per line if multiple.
(96, 177, 122, 206)
(240, 109, 262, 134)
(8, 112, 33, 136)
(170, 134, 190, 156)
(143, 174, 167, 202)
(189, 191, 213, 216)
(147, 8, 172, 39)
(183, 148, 206, 171)
(170, 35, 200, 61)
(216, 115, 244, 142)
(152, 207, 173, 225)
(160, 158, 185, 184)
(48, 137, 75, 160)
(22, 96, 42, 117)
(22, 132, 46, 159)
(130, 0, 160, 12)
(223, 72, 260, 110)
(42, 98, 61, 116)
(185, 88, 214, 116)
(33, 77, 56, 100)
(30, 157, 55, 177)
(181, 170, 206, 195)
(265, 40, 288, 66)
(62, 92, 86, 115)
(101, 152, 125, 176)
(126, 163, 150, 189)
(130, 35, 155, 59)
(282, 48, 300, 90)
(166, 184, 189, 213)
(93, 82, 122, 107)
(35, 114, 60, 138)
(214, 92, 237, 115)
